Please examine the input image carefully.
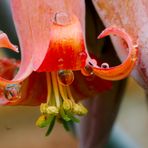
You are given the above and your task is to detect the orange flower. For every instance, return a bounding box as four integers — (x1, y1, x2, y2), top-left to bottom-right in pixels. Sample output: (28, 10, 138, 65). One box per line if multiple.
(0, 0, 138, 135)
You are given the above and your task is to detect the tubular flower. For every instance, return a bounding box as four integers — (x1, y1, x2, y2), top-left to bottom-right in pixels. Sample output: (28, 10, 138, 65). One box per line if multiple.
(0, 0, 138, 135)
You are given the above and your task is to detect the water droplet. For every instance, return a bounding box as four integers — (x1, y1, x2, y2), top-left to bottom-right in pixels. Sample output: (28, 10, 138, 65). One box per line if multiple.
(79, 52, 87, 59)
(14, 45, 19, 51)
(101, 63, 109, 69)
(4, 84, 21, 100)
(58, 58, 64, 68)
(53, 12, 71, 26)
(57, 70, 74, 86)
(81, 65, 93, 76)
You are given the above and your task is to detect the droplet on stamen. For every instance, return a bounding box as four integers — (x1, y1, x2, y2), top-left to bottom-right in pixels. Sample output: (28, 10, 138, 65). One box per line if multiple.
(53, 12, 71, 26)
(57, 70, 74, 86)
(4, 84, 21, 100)
(101, 63, 109, 69)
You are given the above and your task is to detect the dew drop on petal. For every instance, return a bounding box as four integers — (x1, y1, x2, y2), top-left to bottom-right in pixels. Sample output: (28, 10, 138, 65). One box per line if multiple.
(81, 65, 93, 76)
(53, 12, 70, 26)
(4, 84, 21, 100)
(101, 63, 109, 69)
(14, 45, 19, 50)
(58, 58, 64, 68)
(57, 70, 74, 86)
(79, 52, 87, 59)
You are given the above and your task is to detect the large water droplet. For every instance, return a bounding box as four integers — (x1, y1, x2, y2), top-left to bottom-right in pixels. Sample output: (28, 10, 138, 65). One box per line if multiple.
(53, 12, 70, 26)
(57, 70, 74, 86)
(101, 63, 109, 69)
(4, 84, 21, 100)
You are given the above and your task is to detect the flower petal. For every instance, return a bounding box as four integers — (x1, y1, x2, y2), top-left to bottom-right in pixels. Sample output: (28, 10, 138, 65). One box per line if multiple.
(92, 0, 148, 90)
(11, 0, 86, 72)
(0, 33, 20, 86)
(0, 58, 46, 106)
(9, 72, 47, 106)
(0, 32, 18, 52)
(37, 15, 87, 72)
(92, 27, 138, 80)
(71, 71, 112, 101)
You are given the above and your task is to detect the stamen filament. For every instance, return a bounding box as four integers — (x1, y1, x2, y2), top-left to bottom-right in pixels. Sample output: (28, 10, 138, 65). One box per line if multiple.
(46, 73, 52, 104)
(66, 87, 75, 103)
(58, 82, 67, 101)
(51, 72, 60, 108)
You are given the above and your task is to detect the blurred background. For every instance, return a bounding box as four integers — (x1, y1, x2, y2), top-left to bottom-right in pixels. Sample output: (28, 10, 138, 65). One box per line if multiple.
(0, 1, 148, 148)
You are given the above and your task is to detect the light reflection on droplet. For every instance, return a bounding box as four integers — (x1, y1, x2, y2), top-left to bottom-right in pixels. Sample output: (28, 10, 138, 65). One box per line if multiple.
(81, 65, 93, 76)
(101, 63, 109, 69)
(57, 70, 74, 86)
(4, 84, 21, 100)
(14, 45, 19, 50)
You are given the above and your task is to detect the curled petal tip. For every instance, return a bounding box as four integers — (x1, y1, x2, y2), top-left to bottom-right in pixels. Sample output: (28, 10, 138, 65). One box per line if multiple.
(97, 26, 126, 39)
(93, 26, 138, 80)
(0, 32, 19, 52)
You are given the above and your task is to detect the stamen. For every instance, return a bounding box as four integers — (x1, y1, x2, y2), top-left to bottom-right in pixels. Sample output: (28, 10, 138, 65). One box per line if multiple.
(51, 72, 61, 108)
(58, 82, 67, 101)
(37, 71, 88, 135)
(57, 70, 74, 86)
(66, 87, 75, 103)
(46, 73, 52, 104)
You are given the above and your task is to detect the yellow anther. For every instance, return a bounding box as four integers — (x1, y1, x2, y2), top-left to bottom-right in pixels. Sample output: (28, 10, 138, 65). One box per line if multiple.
(40, 103, 48, 114)
(62, 99, 73, 111)
(36, 114, 48, 128)
(73, 103, 88, 116)
(46, 106, 59, 115)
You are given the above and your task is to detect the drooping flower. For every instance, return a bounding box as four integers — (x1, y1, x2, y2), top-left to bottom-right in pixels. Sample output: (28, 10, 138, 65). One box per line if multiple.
(0, 0, 138, 135)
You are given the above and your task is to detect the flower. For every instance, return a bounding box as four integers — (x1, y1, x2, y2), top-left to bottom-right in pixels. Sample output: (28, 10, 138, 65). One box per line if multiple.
(0, 0, 138, 135)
